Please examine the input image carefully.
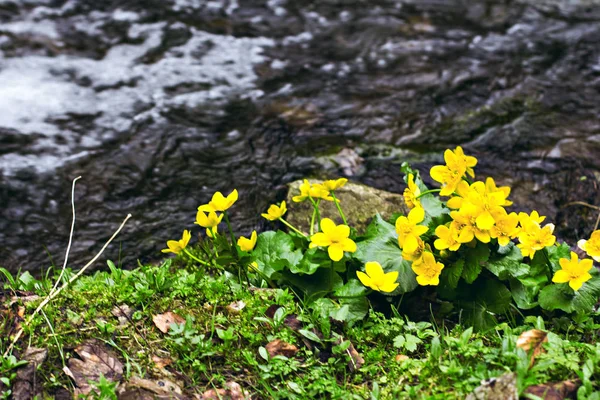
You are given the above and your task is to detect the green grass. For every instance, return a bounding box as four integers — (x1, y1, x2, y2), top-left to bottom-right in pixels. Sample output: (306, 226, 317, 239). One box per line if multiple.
(1, 254, 600, 399)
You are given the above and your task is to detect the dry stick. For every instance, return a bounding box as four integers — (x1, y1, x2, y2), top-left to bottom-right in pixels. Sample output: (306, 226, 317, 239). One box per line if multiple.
(49, 176, 81, 296)
(4, 213, 132, 357)
(562, 201, 600, 232)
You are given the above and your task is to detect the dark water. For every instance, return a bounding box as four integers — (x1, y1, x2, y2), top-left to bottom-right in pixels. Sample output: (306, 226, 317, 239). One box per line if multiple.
(1, 0, 599, 273)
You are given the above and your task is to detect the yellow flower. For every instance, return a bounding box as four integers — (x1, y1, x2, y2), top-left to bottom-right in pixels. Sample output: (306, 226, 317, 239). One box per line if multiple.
(402, 237, 426, 263)
(489, 209, 520, 246)
(464, 181, 509, 230)
(517, 221, 556, 258)
(357, 261, 399, 293)
(578, 230, 600, 262)
(195, 210, 223, 228)
(434, 224, 461, 251)
(161, 230, 191, 254)
(262, 201, 287, 221)
(206, 226, 218, 238)
(395, 207, 428, 252)
(518, 210, 546, 226)
(403, 174, 421, 210)
(322, 178, 348, 192)
(485, 177, 512, 206)
(552, 251, 593, 291)
(450, 204, 491, 243)
(198, 189, 238, 212)
(309, 218, 356, 261)
(237, 231, 257, 252)
(292, 180, 333, 202)
(430, 146, 476, 196)
(446, 180, 470, 209)
(412, 252, 444, 286)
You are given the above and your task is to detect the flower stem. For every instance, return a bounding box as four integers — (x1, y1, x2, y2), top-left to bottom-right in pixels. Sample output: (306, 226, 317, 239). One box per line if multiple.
(223, 211, 238, 258)
(416, 189, 442, 199)
(331, 192, 347, 225)
(183, 248, 209, 266)
(278, 218, 307, 238)
(309, 198, 321, 235)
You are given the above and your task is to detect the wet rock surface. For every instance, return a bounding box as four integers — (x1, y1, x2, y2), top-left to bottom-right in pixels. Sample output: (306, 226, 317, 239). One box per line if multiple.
(1, 0, 599, 273)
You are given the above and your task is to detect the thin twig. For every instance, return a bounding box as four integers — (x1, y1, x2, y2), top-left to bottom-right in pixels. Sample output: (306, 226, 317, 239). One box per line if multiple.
(4, 213, 132, 357)
(562, 201, 600, 211)
(49, 176, 81, 296)
(594, 212, 600, 232)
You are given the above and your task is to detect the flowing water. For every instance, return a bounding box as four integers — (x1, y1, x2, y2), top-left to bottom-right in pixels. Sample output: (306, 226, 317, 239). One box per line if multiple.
(1, 0, 600, 273)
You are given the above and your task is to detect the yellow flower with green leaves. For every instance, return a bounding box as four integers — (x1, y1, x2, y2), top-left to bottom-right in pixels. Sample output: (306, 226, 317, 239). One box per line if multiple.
(552, 251, 593, 291)
(309, 218, 356, 261)
(292, 179, 333, 202)
(450, 204, 491, 243)
(161, 230, 191, 254)
(517, 219, 555, 258)
(262, 201, 287, 221)
(195, 210, 223, 228)
(395, 207, 428, 253)
(489, 209, 520, 246)
(322, 178, 348, 192)
(412, 252, 444, 286)
(237, 231, 257, 252)
(403, 174, 421, 210)
(430, 146, 477, 196)
(434, 224, 461, 251)
(357, 261, 399, 293)
(578, 230, 600, 262)
(198, 189, 238, 212)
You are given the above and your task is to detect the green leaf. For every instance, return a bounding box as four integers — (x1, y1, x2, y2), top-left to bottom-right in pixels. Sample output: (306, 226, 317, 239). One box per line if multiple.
(461, 242, 491, 284)
(298, 329, 322, 343)
(546, 243, 572, 273)
(393, 334, 405, 349)
(289, 247, 325, 275)
(509, 278, 540, 310)
(442, 259, 464, 289)
(419, 194, 448, 219)
(354, 214, 417, 294)
(283, 267, 343, 300)
(461, 303, 498, 332)
(334, 279, 368, 298)
(404, 334, 422, 352)
(459, 279, 512, 331)
(311, 291, 368, 324)
(485, 243, 527, 280)
(539, 275, 600, 314)
(253, 231, 298, 278)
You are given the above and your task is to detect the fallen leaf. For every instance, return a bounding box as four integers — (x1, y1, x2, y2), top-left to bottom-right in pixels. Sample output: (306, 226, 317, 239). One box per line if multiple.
(524, 380, 580, 400)
(395, 354, 410, 363)
(226, 301, 246, 315)
(516, 329, 548, 366)
(265, 339, 299, 358)
(334, 338, 364, 372)
(202, 381, 248, 400)
(152, 355, 173, 369)
(11, 347, 48, 400)
(111, 304, 134, 327)
(64, 340, 124, 396)
(466, 373, 518, 400)
(153, 311, 185, 333)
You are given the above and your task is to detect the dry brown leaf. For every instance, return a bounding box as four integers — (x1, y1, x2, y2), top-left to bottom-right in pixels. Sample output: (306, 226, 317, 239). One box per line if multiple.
(111, 304, 134, 327)
(226, 301, 246, 315)
(334, 338, 364, 372)
(201, 381, 248, 400)
(265, 339, 299, 358)
(63, 340, 124, 396)
(152, 355, 173, 369)
(153, 311, 185, 333)
(524, 380, 580, 400)
(516, 329, 548, 366)
(11, 347, 48, 400)
(395, 354, 410, 363)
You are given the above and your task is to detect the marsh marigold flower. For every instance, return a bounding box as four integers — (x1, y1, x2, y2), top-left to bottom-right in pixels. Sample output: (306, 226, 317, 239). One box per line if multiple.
(403, 174, 421, 210)
(162, 230, 191, 254)
(195, 210, 223, 228)
(434, 224, 461, 251)
(357, 261, 399, 293)
(395, 207, 428, 253)
(293, 179, 333, 202)
(412, 252, 444, 286)
(402, 236, 427, 264)
(578, 230, 600, 262)
(198, 189, 238, 212)
(322, 178, 348, 192)
(262, 201, 287, 221)
(489, 209, 520, 246)
(450, 204, 491, 243)
(552, 251, 593, 291)
(237, 231, 257, 252)
(206, 226, 218, 238)
(430, 146, 477, 196)
(309, 218, 356, 261)
(517, 211, 555, 258)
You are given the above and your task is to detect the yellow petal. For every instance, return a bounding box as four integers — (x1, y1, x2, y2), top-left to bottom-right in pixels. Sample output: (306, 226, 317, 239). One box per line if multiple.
(552, 270, 571, 283)
(379, 281, 399, 293)
(328, 243, 344, 261)
(578, 239, 587, 252)
(408, 206, 425, 224)
(357, 271, 373, 289)
(310, 232, 331, 247)
(476, 211, 495, 230)
(365, 261, 385, 280)
(320, 218, 336, 234)
(342, 238, 357, 253)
